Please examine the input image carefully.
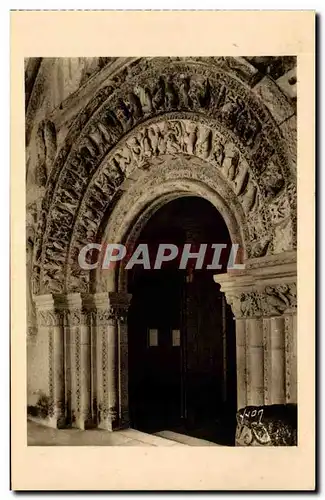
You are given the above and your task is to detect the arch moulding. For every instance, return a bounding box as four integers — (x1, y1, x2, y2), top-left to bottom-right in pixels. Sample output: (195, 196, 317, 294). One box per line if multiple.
(31, 57, 296, 297)
(29, 58, 297, 433)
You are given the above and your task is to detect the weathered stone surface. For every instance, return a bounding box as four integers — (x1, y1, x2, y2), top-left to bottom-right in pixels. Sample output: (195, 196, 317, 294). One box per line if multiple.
(253, 76, 294, 124)
(236, 404, 297, 446)
(26, 58, 297, 437)
(25, 57, 296, 294)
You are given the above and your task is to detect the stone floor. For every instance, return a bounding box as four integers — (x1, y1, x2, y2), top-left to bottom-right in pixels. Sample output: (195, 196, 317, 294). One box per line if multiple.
(28, 420, 221, 446)
(27, 420, 187, 446)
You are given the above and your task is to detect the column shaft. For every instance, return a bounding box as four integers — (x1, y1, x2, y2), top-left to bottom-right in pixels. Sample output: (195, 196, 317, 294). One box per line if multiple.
(284, 313, 297, 403)
(119, 321, 129, 426)
(235, 319, 247, 410)
(107, 320, 119, 427)
(49, 322, 65, 427)
(270, 316, 286, 404)
(263, 318, 272, 405)
(246, 318, 264, 406)
(34, 296, 65, 429)
(77, 321, 91, 428)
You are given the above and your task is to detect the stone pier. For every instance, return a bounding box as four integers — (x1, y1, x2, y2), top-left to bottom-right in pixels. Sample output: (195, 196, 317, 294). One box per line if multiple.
(214, 251, 297, 409)
(33, 292, 131, 430)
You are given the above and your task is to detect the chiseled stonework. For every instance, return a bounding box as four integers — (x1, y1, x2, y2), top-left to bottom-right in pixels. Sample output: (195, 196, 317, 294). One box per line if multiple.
(224, 282, 297, 319)
(26, 57, 297, 437)
(26, 57, 297, 295)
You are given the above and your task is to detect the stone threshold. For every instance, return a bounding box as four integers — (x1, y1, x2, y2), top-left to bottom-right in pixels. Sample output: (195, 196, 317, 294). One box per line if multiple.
(154, 430, 220, 446)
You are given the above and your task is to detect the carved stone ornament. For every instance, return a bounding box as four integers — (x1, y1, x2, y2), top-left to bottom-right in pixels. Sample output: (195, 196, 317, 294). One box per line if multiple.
(37, 309, 64, 327)
(109, 305, 129, 323)
(262, 283, 297, 316)
(95, 305, 129, 325)
(35, 119, 57, 188)
(236, 404, 297, 446)
(224, 282, 297, 319)
(30, 58, 296, 294)
(65, 309, 81, 327)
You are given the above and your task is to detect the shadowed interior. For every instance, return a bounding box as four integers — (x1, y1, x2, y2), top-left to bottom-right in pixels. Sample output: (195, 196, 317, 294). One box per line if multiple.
(127, 196, 237, 445)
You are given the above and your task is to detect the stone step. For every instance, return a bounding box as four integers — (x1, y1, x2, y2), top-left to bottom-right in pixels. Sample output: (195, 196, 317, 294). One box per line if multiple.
(154, 430, 217, 446)
(120, 428, 188, 446)
(27, 419, 188, 446)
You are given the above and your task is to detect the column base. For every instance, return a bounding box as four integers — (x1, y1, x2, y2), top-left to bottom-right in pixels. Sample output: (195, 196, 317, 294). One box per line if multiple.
(72, 417, 86, 430)
(98, 414, 119, 431)
(98, 412, 130, 431)
(71, 412, 95, 430)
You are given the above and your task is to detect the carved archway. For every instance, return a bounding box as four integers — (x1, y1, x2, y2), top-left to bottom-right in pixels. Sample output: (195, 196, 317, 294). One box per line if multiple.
(31, 57, 296, 295)
(28, 57, 297, 433)
(92, 154, 246, 294)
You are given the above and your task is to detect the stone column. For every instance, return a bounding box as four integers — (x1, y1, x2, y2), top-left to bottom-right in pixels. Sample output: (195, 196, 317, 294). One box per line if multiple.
(262, 313, 296, 406)
(246, 318, 264, 406)
(91, 292, 131, 431)
(284, 312, 297, 403)
(223, 291, 265, 408)
(60, 293, 92, 430)
(261, 285, 297, 405)
(34, 293, 93, 429)
(214, 252, 297, 412)
(118, 301, 131, 428)
(34, 294, 65, 428)
(269, 316, 286, 404)
(235, 318, 247, 409)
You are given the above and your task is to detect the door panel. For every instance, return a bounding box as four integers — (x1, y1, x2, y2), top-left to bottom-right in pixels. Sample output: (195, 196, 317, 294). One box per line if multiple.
(128, 267, 236, 434)
(128, 269, 183, 431)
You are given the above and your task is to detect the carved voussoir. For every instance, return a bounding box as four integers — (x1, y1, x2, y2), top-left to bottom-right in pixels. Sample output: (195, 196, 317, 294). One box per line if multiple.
(35, 58, 295, 294)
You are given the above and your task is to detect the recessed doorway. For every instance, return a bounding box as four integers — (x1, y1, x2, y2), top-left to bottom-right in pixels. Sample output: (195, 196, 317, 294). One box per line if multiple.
(127, 196, 237, 445)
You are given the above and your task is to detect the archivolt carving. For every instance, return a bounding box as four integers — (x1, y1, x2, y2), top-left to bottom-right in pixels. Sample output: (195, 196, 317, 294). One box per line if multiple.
(35, 120, 57, 188)
(32, 58, 296, 294)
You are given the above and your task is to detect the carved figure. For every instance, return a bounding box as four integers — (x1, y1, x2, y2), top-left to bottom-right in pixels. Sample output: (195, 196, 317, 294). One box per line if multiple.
(152, 76, 165, 111)
(165, 76, 178, 109)
(179, 76, 192, 108)
(135, 85, 153, 114)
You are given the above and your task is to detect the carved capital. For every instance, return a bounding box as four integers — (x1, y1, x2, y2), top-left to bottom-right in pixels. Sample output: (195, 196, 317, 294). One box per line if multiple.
(260, 282, 297, 317)
(108, 292, 132, 323)
(65, 309, 81, 327)
(107, 305, 127, 323)
(95, 303, 130, 325)
(37, 309, 64, 327)
(224, 290, 263, 319)
(223, 282, 296, 319)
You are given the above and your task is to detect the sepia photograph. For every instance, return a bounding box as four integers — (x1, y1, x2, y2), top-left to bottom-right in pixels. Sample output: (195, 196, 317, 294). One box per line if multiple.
(26, 55, 298, 447)
(10, 10, 315, 491)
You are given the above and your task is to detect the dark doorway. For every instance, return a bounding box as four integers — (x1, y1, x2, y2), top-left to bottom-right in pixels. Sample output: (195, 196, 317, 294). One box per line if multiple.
(127, 196, 237, 445)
